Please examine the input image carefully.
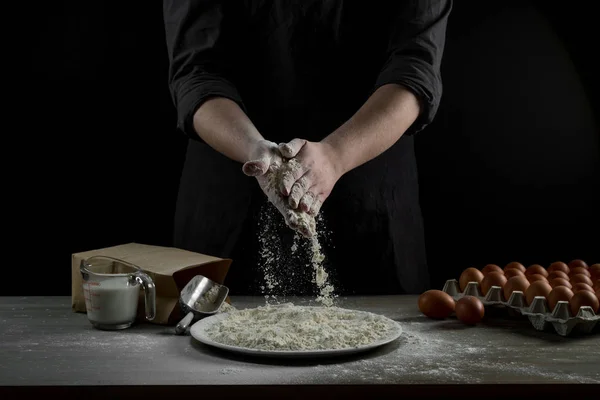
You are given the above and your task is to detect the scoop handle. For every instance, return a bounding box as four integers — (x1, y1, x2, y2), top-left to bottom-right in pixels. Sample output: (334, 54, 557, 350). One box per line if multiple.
(174, 311, 194, 335)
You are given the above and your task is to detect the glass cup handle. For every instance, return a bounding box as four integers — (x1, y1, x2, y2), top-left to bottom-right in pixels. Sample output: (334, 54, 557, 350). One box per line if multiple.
(135, 271, 156, 321)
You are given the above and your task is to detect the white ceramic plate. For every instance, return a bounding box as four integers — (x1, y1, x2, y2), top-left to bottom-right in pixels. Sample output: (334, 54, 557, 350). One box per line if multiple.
(190, 309, 403, 358)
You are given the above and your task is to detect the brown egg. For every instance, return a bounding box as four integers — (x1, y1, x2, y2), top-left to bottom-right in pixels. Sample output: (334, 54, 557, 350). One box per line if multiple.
(526, 274, 548, 284)
(455, 296, 485, 325)
(571, 282, 594, 293)
(568, 267, 591, 278)
(547, 286, 574, 312)
(525, 280, 553, 306)
(459, 267, 485, 292)
(589, 264, 600, 279)
(547, 270, 569, 281)
(568, 259, 588, 270)
(596, 289, 600, 301)
(525, 264, 548, 277)
(569, 290, 600, 316)
(503, 275, 530, 301)
(570, 274, 593, 287)
(504, 269, 525, 279)
(418, 290, 456, 319)
(481, 264, 503, 275)
(504, 262, 526, 273)
(550, 277, 572, 289)
(548, 261, 570, 274)
(480, 272, 508, 296)
(594, 280, 600, 292)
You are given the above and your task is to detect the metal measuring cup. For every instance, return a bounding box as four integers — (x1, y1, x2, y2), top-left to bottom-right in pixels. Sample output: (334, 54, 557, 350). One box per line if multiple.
(174, 275, 229, 335)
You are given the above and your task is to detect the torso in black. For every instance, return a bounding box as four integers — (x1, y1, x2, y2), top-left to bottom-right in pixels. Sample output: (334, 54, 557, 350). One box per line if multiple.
(163, 0, 452, 295)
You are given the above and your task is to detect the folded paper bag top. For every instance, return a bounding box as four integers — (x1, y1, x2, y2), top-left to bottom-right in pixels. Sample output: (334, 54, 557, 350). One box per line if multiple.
(71, 243, 232, 325)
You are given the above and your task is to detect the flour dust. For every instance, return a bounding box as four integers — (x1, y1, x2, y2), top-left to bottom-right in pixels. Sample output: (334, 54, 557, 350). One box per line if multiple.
(257, 202, 337, 306)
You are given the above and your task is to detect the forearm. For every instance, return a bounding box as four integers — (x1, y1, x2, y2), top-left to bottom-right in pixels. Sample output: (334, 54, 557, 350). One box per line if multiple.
(192, 97, 264, 163)
(322, 83, 421, 175)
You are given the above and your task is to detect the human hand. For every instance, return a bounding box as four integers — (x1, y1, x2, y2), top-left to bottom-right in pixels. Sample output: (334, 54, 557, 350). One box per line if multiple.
(277, 138, 343, 216)
(242, 140, 316, 237)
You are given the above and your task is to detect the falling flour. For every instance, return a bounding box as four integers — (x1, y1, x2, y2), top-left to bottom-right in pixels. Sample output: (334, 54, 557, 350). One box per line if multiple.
(257, 204, 336, 306)
(204, 303, 398, 351)
(258, 158, 336, 306)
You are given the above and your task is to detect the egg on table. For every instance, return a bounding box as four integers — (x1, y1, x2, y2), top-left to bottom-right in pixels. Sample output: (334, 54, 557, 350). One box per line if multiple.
(418, 290, 456, 319)
(455, 296, 485, 325)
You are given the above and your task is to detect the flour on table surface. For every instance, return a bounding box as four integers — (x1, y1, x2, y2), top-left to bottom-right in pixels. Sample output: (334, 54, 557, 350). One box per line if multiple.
(291, 319, 599, 385)
(204, 303, 398, 351)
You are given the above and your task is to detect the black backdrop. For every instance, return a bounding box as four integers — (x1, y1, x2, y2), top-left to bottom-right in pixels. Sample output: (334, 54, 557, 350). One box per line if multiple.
(14, 0, 599, 296)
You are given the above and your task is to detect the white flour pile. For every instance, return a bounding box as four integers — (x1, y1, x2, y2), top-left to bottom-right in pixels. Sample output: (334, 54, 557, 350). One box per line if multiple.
(204, 303, 398, 351)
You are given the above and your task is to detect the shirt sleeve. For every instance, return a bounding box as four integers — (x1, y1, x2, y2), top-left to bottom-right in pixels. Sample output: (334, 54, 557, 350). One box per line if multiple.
(374, 0, 453, 134)
(163, 0, 244, 139)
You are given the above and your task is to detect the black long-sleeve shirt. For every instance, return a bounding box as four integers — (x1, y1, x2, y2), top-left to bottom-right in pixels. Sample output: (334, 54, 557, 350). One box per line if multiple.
(163, 0, 452, 295)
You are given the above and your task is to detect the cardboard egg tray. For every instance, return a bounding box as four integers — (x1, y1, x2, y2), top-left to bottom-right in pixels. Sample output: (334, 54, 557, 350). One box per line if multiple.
(442, 279, 600, 336)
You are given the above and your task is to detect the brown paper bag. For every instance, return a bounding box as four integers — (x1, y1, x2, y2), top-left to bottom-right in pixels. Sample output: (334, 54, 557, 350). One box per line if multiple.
(71, 242, 232, 325)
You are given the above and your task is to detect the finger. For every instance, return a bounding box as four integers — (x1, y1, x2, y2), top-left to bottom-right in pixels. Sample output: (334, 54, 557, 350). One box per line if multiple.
(242, 141, 279, 176)
(278, 138, 307, 158)
(288, 175, 311, 209)
(298, 190, 316, 213)
(280, 161, 306, 196)
(309, 196, 324, 216)
(242, 159, 270, 176)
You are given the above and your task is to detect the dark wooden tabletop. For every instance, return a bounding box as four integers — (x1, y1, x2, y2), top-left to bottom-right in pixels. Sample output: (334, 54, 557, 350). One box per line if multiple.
(1, 295, 598, 398)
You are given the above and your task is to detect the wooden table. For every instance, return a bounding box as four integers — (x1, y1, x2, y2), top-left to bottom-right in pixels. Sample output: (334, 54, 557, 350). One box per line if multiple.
(1, 296, 598, 398)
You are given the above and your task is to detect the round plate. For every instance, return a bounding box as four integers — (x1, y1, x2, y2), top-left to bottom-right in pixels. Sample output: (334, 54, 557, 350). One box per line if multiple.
(190, 309, 403, 358)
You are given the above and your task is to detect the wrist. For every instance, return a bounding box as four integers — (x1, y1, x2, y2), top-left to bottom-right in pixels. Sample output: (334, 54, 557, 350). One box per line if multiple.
(244, 136, 269, 162)
(321, 137, 350, 178)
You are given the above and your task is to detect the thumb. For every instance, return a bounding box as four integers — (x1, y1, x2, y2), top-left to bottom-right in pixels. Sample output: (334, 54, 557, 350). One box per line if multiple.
(278, 138, 307, 159)
(242, 142, 275, 176)
(242, 158, 270, 176)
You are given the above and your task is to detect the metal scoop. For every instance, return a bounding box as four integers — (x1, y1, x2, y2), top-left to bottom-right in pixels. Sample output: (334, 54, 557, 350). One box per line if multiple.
(174, 275, 229, 335)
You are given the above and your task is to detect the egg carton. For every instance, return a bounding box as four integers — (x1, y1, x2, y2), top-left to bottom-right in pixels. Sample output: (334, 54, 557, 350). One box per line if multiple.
(442, 279, 600, 336)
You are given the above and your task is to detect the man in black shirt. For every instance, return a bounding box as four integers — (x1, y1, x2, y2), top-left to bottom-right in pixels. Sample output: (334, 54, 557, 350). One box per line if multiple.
(163, 0, 452, 296)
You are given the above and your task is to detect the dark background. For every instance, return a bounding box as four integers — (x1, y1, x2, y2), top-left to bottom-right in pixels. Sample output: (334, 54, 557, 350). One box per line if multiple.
(13, 0, 599, 296)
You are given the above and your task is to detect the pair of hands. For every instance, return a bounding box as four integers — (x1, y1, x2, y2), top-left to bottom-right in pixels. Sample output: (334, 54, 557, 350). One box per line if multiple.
(242, 138, 343, 237)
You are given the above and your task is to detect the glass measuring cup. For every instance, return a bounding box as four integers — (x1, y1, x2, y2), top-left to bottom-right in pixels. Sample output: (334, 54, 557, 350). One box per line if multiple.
(80, 255, 156, 330)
